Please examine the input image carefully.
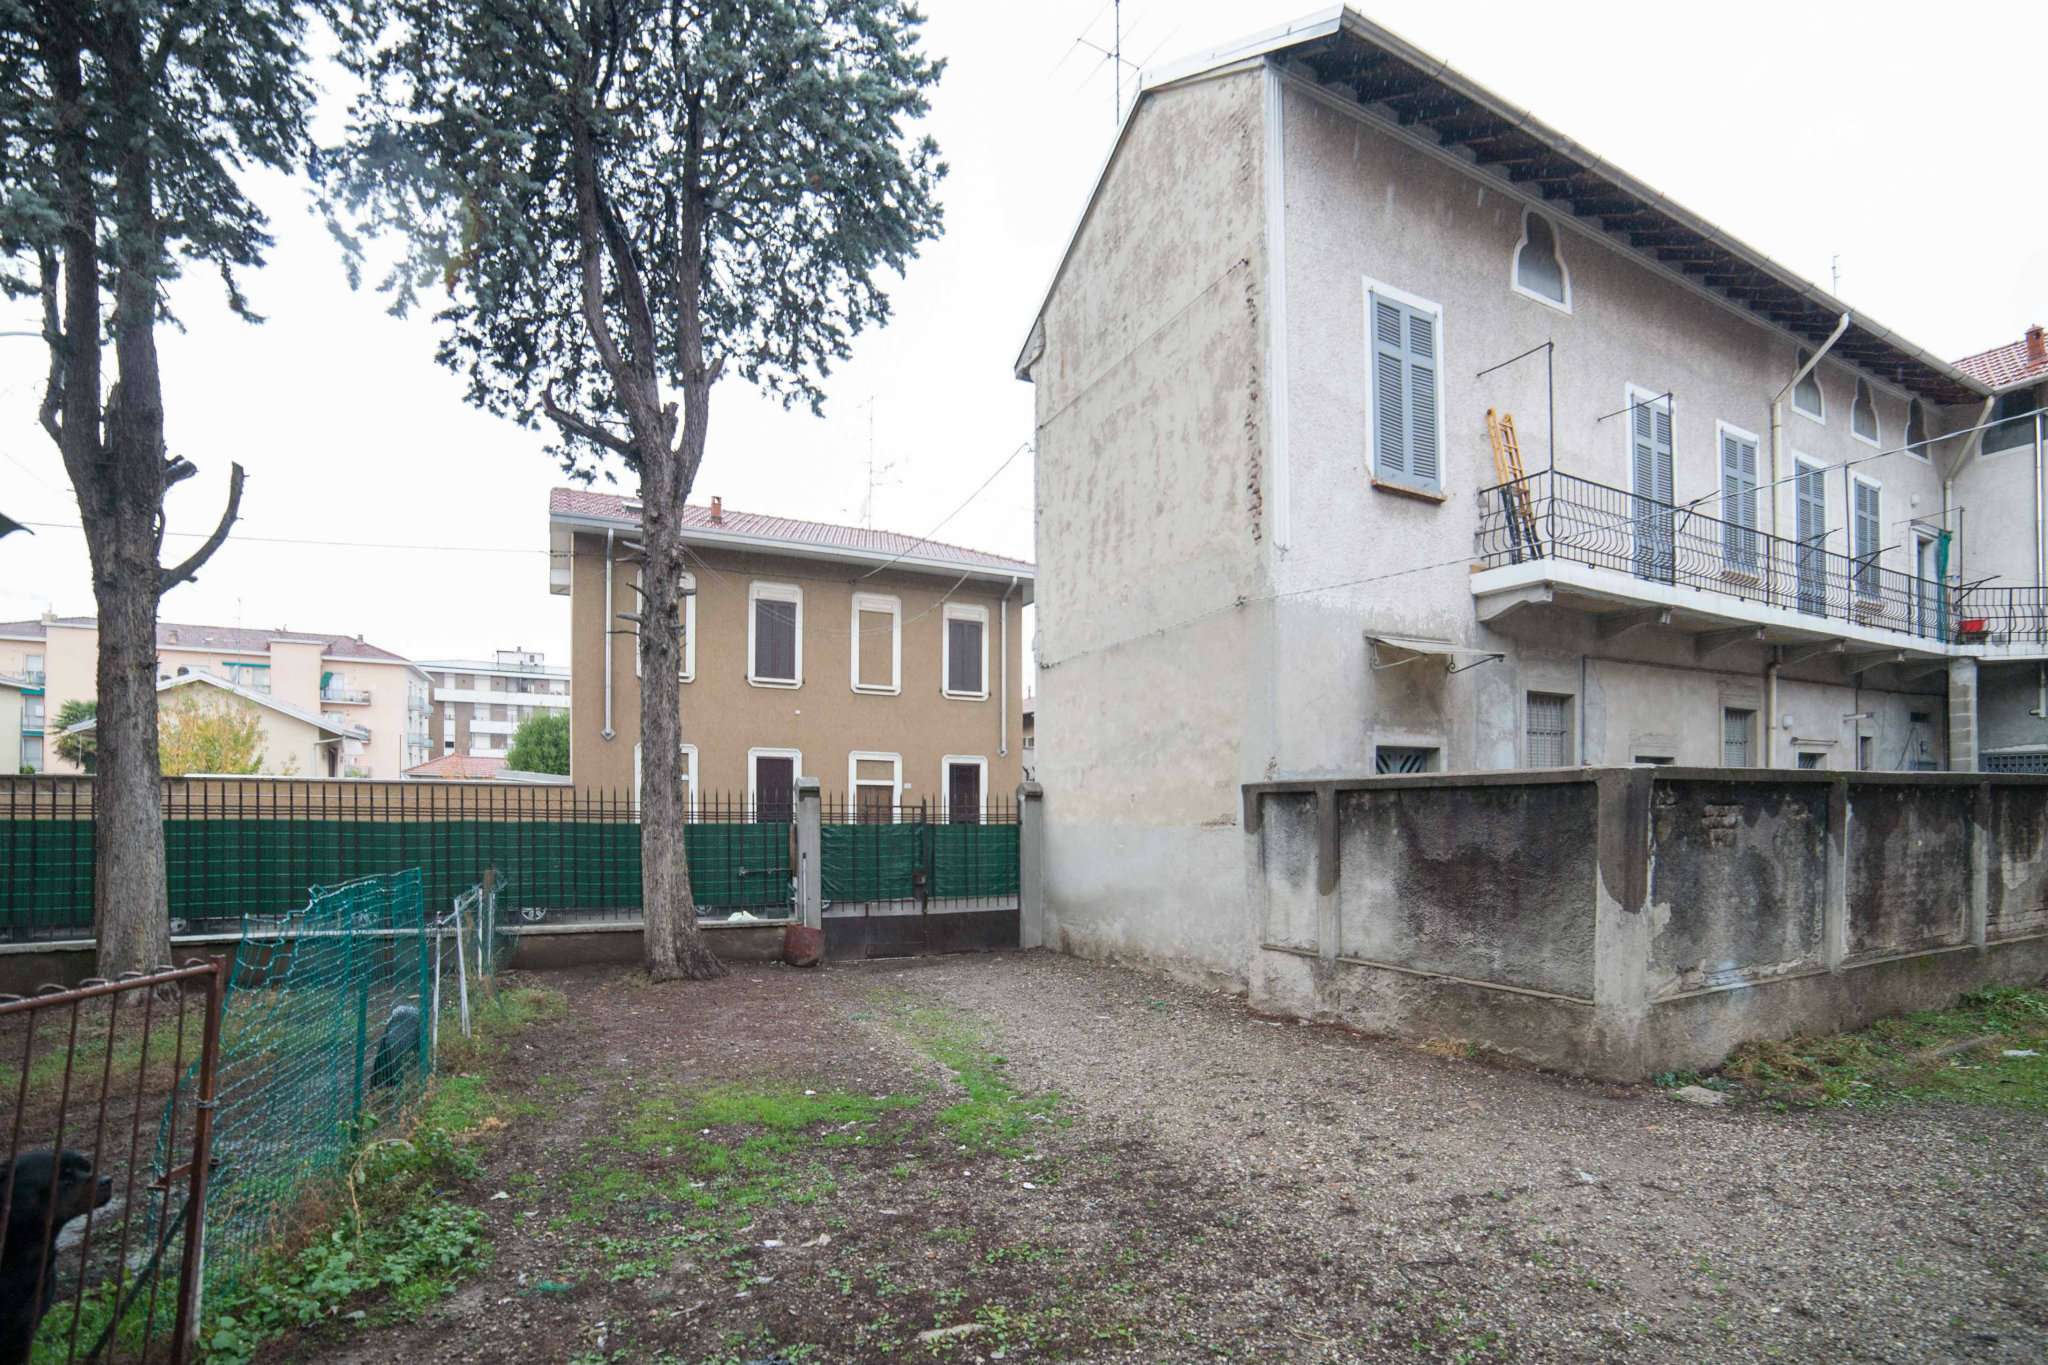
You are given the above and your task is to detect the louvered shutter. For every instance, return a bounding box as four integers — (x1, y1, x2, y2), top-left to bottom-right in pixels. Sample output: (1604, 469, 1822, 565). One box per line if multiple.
(1795, 465, 1827, 614)
(1853, 481, 1881, 596)
(1371, 296, 1408, 480)
(1369, 292, 1441, 491)
(1721, 431, 1759, 570)
(1651, 405, 1674, 502)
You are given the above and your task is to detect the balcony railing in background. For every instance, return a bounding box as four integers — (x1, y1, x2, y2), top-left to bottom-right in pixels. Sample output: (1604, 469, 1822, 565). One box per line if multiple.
(321, 686, 373, 704)
(1476, 471, 1956, 643)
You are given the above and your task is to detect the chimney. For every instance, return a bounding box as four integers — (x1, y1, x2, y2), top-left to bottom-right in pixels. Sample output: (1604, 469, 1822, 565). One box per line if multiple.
(2028, 323, 2046, 365)
(709, 496, 723, 525)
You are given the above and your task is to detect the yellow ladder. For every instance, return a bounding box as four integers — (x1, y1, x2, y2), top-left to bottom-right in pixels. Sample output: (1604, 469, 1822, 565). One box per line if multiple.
(1486, 409, 1543, 560)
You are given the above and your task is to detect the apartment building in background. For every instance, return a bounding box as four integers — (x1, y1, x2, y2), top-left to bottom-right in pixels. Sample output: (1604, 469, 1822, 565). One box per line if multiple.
(549, 490, 1033, 817)
(0, 674, 28, 773)
(0, 615, 432, 777)
(1015, 8, 2048, 976)
(418, 649, 570, 758)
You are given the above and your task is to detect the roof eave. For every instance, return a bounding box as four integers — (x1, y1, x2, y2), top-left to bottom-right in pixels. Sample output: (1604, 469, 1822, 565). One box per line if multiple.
(548, 511, 1036, 589)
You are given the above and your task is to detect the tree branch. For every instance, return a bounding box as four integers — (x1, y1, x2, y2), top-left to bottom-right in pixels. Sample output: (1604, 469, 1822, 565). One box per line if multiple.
(157, 461, 244, 595)
(542, 388, 636, 456)
(36, 249, 62, 443)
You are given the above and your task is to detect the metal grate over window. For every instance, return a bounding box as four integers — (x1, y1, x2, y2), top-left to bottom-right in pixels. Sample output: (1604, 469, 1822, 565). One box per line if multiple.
(1722, 708, 1755, 768)
(1525, 693, 1570, 767)
(1374, 746, 1437, 775)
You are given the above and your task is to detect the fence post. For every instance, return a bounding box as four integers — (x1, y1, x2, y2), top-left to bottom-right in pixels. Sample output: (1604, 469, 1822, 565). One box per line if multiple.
(1017, 782, 1044, 950)
(171, 954, 230, 1364)
(795, 777, 822, 929)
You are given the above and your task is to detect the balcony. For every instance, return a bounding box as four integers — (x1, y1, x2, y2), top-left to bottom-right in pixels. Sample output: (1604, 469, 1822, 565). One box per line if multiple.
(1471, 471, 2016, 661)
(321, 686, 373, 705)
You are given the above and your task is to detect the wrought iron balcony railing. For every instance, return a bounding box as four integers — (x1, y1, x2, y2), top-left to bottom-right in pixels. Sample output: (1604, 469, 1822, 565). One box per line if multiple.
(1475, 470, 1980, 644)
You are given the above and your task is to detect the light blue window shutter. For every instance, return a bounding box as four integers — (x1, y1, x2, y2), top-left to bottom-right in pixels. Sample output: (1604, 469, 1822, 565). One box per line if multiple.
(1405, 310, 1440, 489)
(1651, 404, 1674, 502)
(1371, 294, 1408, 480)
(1854, 481, 1880, 593)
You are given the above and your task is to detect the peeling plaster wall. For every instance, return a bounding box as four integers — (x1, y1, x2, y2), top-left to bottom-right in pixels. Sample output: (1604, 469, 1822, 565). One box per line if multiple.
(1028, 70, 1272, 985)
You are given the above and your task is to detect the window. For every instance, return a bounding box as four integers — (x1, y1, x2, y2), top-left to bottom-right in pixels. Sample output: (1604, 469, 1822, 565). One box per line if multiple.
(1797, 751, 1825, 770)
(1983, 388, 2039, 456)
(1852, 477, 1882, 598)
(1366, 285, 1442, 493)
(1857, 735, 1874, 771)
(225, 662, 270, 693)
(1718, 424, 1761, 573)
(1373, 746, 1438, 774)
(941, 603, 989, 699)
(1792, 349, 1824, 421)
(748, 747, 801, 822)
(1722, 708, 1755, 768)
(1511, 210, 1569, 310)
(632, 743, 698, 816)
(22, 696, 45, 728)
(1525, 693, 1573, 767)
(21, 736, 42, 773)
(942, 755, 987, 824)
(1906, 399, 1931, 463)
(23, 653, 42, 685)
(849, 752, 902, 822)
(635, 569, 695, 681)
(1629, 388, 1675, 582)
(748, 582, 802, 687)
(851, 593, 901, 694)
(1851, 379, 1880, 447)
(1633, 754, 1674, 766)
(1794, 458, 1828, 615)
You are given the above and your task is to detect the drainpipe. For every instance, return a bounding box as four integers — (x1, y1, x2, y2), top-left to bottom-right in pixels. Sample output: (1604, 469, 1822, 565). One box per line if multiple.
(2035, 411, 2046, 717)
(1769, 313, 1850, 541)
(602, 528, 616, 741)
(999, 576, 1017, 758)
(1765, 657, 1780, 768)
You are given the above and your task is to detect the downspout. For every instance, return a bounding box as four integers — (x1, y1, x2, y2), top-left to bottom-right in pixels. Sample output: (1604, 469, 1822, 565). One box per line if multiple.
(2035, 411, 2046, 716)
(1765, 656, 1780, 768)
(999, 576, 1017, 758)
(602, 528, 616, 741)
(1769, 313, 1850, 542)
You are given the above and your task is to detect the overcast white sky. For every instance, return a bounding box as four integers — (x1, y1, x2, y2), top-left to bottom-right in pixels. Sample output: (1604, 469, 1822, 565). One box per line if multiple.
(2, 0, 2044, 666)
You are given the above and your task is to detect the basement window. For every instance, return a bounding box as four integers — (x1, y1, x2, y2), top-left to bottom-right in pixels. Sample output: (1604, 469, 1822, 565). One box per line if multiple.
(1373, 745, 1438, 775)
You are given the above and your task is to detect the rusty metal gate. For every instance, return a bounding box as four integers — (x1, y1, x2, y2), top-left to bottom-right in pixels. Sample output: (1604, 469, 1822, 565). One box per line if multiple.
(818, 798, 1021, 959)
(1, 959, 227, 1364)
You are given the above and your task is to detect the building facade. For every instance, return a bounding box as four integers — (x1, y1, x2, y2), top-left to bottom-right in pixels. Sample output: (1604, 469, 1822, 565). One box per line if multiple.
(550, 490, 1032, 816)
(418, 649, 570, 759)
(0, 615, 432, 777)
(1015, 9, 2048, 980)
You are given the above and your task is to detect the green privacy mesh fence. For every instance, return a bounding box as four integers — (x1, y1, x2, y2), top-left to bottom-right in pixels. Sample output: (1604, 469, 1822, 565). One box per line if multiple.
(152, 869, 434, 1295)
(819, 816, 1021, 902)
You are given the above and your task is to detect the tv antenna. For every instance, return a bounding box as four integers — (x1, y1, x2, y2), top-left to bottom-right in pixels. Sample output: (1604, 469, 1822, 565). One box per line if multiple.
(859, 396, 901, 530)
(1075, 0, 1142, 122)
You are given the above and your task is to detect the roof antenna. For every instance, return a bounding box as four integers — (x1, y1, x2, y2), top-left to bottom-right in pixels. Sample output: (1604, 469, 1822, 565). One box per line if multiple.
(1831, 254, 1840, 295)
(1076, 0, 1141, 122)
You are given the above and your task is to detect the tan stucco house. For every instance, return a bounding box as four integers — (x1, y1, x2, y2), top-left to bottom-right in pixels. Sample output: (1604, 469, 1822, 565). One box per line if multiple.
(548, 489, 1033, 817)
(0, 615, 431, 777)
(61, 671, 370, 776)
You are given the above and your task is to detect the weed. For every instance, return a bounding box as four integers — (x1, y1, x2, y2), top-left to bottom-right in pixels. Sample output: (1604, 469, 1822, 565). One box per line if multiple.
(886, 1002, 1062, 1153)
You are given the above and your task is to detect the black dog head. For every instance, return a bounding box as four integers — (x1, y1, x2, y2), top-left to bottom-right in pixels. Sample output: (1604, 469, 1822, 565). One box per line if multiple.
(1, 1150, 113, 1251)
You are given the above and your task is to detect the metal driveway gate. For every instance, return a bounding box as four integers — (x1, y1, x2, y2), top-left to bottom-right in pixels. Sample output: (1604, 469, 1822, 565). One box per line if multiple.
(818, 799, 1020, 959)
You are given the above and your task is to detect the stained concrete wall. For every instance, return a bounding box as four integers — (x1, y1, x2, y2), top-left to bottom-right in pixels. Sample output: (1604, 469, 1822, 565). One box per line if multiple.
(1242, 769, 2048, 1078)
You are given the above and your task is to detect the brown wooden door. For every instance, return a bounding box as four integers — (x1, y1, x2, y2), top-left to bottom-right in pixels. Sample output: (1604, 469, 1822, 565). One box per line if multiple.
(754, 755, 794, 823)
(947, 761, 981, 825)
(857, 785, 893, 824)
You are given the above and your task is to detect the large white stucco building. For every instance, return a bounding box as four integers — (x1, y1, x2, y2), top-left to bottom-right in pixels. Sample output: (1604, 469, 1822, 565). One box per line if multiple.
(1015, 8, 2047, 978)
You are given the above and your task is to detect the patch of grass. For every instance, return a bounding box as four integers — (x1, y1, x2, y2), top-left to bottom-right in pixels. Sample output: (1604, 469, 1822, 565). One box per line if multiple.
(437, 985, 568, 1068)
(1720, 985, 2048, 1109)
(888, 1003, 1062, 1154)
(417, 1072, 538, 1135)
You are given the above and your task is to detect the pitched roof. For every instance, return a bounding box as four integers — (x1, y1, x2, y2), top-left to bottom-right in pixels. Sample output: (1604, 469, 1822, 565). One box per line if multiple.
(405, 753, 507, 780)
(0, 616, 414, 663)
(1953, 330, 2048, 393)
(549, 488, 1034, 577)
(63, 671, 369, 741)
(1019, 6, 1992, 406)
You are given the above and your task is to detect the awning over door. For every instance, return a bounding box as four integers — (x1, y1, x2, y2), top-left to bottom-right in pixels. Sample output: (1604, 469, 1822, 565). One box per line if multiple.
(1366, 634, 1505, 674)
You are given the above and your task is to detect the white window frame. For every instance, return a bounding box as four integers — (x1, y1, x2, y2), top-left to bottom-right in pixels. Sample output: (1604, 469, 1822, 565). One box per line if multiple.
(1850, 378, 1882, 449)
(939, 754, 988, 823)
(1509, 208, 1572, 314)
(847, 750, 903, 817)
(631, 742, 698, 817)
(747, 746, 803, 813)
(637, 568, 696, 681)
(941, 602, 990, 701)
(1903, 399, 1932, 464)
(849, 592, 902, 695)
(1791, 350, 1825, 425)
(747, 581, 803, 688)
(1360, 276, 1447, 494)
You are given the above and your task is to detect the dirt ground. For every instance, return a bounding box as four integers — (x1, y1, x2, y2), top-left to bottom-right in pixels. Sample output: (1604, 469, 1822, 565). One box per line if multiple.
(285, 951, 2047, 1364)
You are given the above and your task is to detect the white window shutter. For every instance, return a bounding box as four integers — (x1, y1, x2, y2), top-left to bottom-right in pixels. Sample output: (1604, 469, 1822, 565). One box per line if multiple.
(1371, 295, 1408, 479)
(1406, 311, 1439, 489)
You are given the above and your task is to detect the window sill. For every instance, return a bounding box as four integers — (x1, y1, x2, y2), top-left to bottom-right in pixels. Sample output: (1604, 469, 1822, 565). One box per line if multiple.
(852, 684, 901, 696)
(1371, 477, 1448, 505)
(1792, 406, 1825, 427)
(747, 676, 801, 690)
(943, 689, 990, 702)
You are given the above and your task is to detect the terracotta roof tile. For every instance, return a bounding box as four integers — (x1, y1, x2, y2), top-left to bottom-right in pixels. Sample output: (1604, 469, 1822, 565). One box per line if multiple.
(405, 753, 508, 780)
(1953, 329, 2048, 392)
(549, 487, 1033, 575)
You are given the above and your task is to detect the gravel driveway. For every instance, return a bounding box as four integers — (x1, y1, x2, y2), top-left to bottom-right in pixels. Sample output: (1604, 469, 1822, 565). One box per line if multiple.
(886, 950, 2046, 1363)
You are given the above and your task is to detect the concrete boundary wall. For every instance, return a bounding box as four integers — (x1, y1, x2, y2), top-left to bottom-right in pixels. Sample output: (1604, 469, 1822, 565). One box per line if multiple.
(1242, 769, 2048, 1078)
